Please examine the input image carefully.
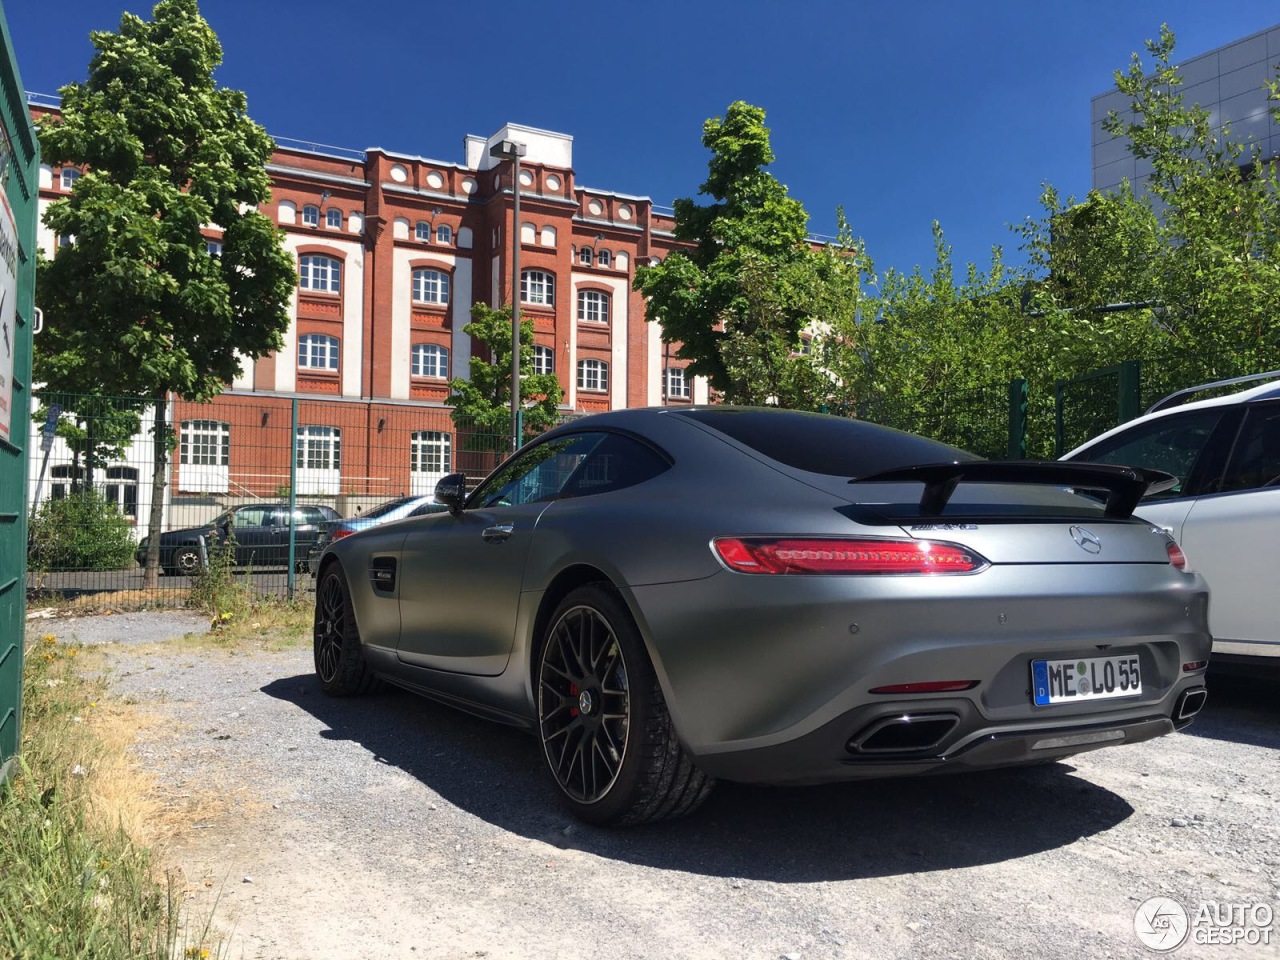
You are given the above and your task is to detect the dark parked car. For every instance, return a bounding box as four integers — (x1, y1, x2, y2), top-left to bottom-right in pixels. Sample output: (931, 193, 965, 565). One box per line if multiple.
(138, 503, 340, 575)
(307, 495, 449, 576)
(313, 407, 1209, 825)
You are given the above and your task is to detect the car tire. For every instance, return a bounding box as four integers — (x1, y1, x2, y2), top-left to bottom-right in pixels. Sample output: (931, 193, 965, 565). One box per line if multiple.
(536, 584, 713, 825)
(173, 546, 201, 577)
(313, 564, 381, 696)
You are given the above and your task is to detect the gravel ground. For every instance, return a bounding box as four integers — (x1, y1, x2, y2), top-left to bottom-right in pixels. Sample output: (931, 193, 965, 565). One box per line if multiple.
(30, 611, 1280, 960)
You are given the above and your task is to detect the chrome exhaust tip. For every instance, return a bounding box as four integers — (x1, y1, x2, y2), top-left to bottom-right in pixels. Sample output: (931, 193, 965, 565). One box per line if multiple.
(1177, 688, 1208, 720)
(848, 713, 960, 753)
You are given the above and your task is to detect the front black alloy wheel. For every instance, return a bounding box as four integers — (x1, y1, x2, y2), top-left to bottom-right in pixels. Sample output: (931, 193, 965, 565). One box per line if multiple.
(536, 585, 712, 825)
(313, 564, 380, 696)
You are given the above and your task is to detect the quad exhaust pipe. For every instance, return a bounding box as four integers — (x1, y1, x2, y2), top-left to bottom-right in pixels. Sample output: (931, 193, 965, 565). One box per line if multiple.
(848, 712, 960, 754)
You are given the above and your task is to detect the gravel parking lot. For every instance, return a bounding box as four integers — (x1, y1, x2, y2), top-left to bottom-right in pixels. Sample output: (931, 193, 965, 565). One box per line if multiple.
(35, 612, 1280, 960)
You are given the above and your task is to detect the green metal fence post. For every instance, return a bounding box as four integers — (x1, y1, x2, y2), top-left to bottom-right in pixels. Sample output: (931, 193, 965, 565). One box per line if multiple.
(1118, 359, 1142, 423)
(287, 396, 298, 600)
(1007, 378, 1028, 460)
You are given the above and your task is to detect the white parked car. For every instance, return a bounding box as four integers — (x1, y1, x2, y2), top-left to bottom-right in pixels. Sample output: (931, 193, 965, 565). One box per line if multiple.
(1064, 372, 1280, 662)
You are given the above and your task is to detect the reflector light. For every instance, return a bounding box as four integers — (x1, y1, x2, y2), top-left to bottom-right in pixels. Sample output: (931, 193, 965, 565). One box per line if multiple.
(331, 528, 355, 541)
(1166, 541, 1188, 570)
(1182, 660, 1208, 672)
(712, 537, 986, 575)
(869, 680, 979, 694)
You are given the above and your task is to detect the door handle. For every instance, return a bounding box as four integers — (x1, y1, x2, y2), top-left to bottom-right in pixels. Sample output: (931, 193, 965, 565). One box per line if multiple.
(482, 524, 514, 543)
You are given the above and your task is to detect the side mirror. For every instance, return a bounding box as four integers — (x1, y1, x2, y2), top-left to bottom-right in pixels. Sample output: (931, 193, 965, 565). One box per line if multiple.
(435, 473, 468, 515)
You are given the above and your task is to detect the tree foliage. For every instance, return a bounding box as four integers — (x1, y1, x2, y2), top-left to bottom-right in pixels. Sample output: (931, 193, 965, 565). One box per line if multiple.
(35, 0, 296, 402)
(635, 101, 817, 399)
(447, 303, 563, 450)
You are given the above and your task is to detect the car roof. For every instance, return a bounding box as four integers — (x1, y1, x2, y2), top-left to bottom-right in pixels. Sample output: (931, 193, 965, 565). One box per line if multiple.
(1063, 373, 1280, 459)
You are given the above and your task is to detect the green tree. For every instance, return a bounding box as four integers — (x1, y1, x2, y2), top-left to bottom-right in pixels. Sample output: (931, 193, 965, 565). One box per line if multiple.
(447, 303, 563, 454)
(635, 101, 817, 400)
(36, 0, 296, 586)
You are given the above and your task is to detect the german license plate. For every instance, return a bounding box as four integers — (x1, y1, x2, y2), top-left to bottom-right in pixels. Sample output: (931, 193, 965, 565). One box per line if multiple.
(1031, 654, 1142, 706)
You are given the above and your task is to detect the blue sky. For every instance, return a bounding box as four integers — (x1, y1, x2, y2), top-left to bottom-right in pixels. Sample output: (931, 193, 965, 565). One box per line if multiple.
(7, 1, 1278, 276)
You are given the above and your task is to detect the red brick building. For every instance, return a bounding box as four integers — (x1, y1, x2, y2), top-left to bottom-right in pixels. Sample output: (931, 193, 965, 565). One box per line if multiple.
(32, 109, 705, 519)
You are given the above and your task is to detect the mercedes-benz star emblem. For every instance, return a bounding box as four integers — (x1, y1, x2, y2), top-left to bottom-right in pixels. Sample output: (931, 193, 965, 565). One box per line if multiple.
(578, 690, 595, 716)
(1070, 525, 1102, 554)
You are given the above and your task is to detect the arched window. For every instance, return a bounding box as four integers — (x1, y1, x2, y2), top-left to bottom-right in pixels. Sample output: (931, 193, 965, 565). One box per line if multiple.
(411, 343, 449, 379)
(416, 221, 431, 242)
(521, 269, 554, 306)
(578, 247, 593, 266)
(302, 205, 320, 227)
(61, 167, 81, 191)
(298, 333, 340, 371)
(299, 254, 341, 293)
(540, 225, 556, 247)
(597, 249, 612, 268)
(577, 290, 609, 324)
(435, 224, 453, 244)
(412, 268, 450, 304)
(533, 345, 554, 376)
(577, 359, 608, 393)
(326, 208, 343, 229)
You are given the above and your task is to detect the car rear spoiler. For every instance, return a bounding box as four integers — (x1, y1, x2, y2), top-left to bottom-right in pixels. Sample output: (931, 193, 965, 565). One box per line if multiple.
(849, 461, 1177, 519)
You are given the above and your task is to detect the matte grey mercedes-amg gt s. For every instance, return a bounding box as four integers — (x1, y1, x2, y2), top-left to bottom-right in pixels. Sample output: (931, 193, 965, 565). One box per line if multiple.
(312, 407, 1211, 825)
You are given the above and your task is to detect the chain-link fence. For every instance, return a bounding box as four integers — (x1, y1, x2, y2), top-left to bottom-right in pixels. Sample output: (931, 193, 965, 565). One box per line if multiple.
(25, 392, 521, 608)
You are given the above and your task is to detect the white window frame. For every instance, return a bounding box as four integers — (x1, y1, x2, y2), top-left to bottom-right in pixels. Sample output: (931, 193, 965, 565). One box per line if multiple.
(597, 249, 612, 268)
(577, 358, 608, 393)
(435, 224, 452, 244)
(302, 205, 320, 227)
(299, 254, 341, 293)
(578, 247, 593, 266)
(326, 208, 343, 229)
(665, 366, 690, 400)
(577, 289, 610, 324)
(533, 344, 554, 376)
(61, 167, 81, 190)
(295, 425, 342, 495)
(412, 268, 450, 304)
(521, 269, 555, 306)
(179, 419, 231, 493)
(411, 343, 449, 379)
(206, 239, 223, 256)
(410, 431, 452, 496)
(298, 333, 340, 371)
(416, 221, 431, 242)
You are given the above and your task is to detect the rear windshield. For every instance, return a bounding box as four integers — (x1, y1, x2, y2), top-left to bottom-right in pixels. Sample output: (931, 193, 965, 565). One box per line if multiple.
(674, 408, 979, 477)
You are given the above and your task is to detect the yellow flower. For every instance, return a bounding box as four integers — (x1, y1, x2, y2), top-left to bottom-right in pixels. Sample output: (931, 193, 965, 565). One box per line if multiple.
(40, 634, 58, 646)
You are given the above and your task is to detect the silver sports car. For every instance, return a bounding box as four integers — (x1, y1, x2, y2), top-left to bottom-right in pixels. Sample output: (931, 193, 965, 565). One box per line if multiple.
(312, 407, 1211, 825)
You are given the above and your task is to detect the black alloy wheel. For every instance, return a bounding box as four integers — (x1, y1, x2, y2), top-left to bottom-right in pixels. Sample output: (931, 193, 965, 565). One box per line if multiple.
(536, 585, 713, 825)
(313, 565, 379, 696)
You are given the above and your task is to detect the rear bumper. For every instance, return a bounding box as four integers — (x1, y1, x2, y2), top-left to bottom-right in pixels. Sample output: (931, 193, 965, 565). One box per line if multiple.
(691, 686, 1205, 784)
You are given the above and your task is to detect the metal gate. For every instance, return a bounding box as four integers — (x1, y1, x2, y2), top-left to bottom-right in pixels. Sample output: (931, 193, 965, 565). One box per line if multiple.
(1054, 361, 1141, 457)
(0, 20, 39, 787)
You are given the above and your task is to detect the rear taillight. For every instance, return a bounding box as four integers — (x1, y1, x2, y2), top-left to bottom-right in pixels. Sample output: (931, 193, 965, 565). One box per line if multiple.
(712, 537, 987, 575)
(331, 528, 355, 541)
(869, 680, 979, 694)
(1166, 541, 1188, 570)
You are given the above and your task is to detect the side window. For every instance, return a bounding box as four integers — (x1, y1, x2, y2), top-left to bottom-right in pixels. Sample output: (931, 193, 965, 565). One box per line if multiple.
(560, 433, 671, 498)
(1077, 409, 1225, 499)
(471, 435, 603, 508)
(1219, 404, 1280, 493)
(236, 506, 271, 528)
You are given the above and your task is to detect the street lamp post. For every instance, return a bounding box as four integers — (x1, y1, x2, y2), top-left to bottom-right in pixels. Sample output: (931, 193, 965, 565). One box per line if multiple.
(489, 138, 527, 452)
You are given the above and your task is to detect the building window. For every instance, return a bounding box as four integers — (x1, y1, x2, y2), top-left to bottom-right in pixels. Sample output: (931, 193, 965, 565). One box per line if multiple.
(578, 359, 608, 393)
(61, 168, 81, 190)
(435, 224, 452, 244)
(57, 234, 75, 248)
(50, 465, 87, 501)
(299, 254, 341, 293)
(410, 431, 452, 495)
(577, 290, 610, 324)
(298, 333, 340, 371)
(665, 366, 689, 400)
(103, 466, 139, 518)
(302, 205, 320, 227)
(206, 240, 223, 256)
(295, 426, 342, 494)
(521, 269, 555, 306)
(412, 268, 450, 304)
(416, 221, 431, 242)
(533, 345, 554, 376)
(326, 208, 343, 229)
(411, 343, 449, 379)
(180, 419, 231, 466)
(597, 249, 611, 268)
(578, 247, 593, 266)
